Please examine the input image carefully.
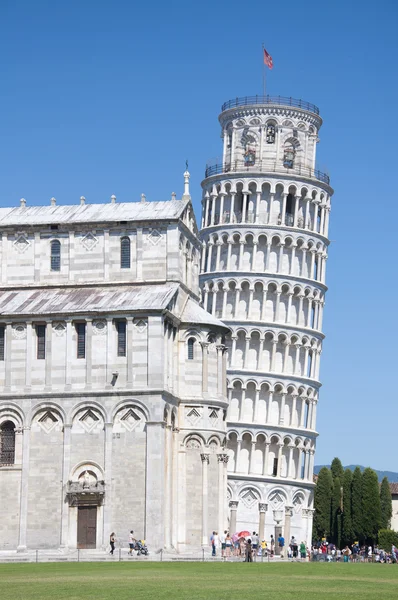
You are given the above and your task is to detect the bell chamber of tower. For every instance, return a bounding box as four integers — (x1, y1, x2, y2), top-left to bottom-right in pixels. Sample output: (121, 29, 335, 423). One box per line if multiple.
(199, 95, 333, 546)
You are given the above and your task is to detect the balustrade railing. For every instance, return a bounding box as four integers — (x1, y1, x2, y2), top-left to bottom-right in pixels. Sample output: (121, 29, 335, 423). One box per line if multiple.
(205, 210, 314, 230)
(221, 95, 320, 115)
(205, 159, 330, 185)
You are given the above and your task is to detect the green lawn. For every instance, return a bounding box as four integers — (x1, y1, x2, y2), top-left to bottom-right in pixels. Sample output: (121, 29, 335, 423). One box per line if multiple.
(0, 562, 397, 600)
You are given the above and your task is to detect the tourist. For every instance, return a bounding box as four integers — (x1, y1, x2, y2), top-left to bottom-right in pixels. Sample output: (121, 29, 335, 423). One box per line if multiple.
(220, 530, 227, 558)
(239, 537, 246, 557)
(299, 541, 306, 560)
(128, 530, 136, 555)
(213, 531, 219, 556)
(343, 546, 351, 562)
(245, 538, 253, 562)
(251, 531, 259, 560)
(261, 539, 267, 557)
(278, 533, 285, 558)
(291, 536, 298, 559)
(210, 531, 216, 556)
(109, 532, 116, 555)
(225, 533, 232, 558)
(270, 534, 275, 556)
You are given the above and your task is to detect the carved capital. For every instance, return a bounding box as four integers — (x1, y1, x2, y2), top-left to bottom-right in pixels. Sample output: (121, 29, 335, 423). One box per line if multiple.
(229, 500, 239, 509)
(200, 453, 210, 464)
(259, 502, 267, 513)
(217, 453, 229, 463)
(285, 506, 293, 517)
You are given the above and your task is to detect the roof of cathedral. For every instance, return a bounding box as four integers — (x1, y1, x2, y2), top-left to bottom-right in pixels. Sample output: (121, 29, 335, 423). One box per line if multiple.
(0, 200, 187, 227)
(180, 297, 229, 330)
(0, 283, 179, 316)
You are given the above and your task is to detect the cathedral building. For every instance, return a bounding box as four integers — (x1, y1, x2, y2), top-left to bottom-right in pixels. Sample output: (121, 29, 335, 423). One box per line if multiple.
(0, 94, 333, 554)
(199, 95, 333, 548)
(0, 176, 230, 552)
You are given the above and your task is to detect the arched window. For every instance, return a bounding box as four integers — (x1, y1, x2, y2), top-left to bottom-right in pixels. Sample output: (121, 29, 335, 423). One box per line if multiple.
(283, 145, 295, 168)
(187, 337, 195, 360)
(50, 240, 61, 271)
(120, 236, 131, 269)
(0, 421, 15, 465)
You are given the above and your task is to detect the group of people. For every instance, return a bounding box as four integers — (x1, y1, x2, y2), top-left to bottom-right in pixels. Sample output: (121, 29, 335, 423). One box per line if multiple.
(107, 530, 148, 556)
(210, 531, 308, 561)
(312, 541, 398, 564)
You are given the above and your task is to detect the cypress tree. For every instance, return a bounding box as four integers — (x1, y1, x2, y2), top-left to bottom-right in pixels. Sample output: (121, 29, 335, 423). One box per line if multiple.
(341, 468, 353, 546)
(380, 477, 392, 530)
(330, 457, 344, 482)
(351, 466, 363, 544)
(331, 476, 342, 547)
(361, 467, 382, 544)
(314, 467, 333, 540)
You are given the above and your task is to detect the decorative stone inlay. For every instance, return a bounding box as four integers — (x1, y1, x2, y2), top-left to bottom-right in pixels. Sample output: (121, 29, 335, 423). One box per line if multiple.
(240, 487, 260, 509)
(79, 409, 100, 433)
(186, 438, 201, 450)
(81, 232, 98, 251)
(186, 407, 201, 426)
(209, 407, 219, 425)
(13, 232, 30, 254)
(38, 410, 59, 433)
(268, 491, 286, 510)
(93, 319, 107, 335)
(147, 229, 162, 245)
(134, 318, 147, 333)
(53, 321, 66, 336)
(120, 408, 142, 432)
(12, 324, 26, 339)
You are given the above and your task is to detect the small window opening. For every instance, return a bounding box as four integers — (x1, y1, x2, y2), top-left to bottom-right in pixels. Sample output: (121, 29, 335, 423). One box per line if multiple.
(0, 421, 15, 465)
(76, 323, 86, 359)
(120, 236, 131, 269)
(50, 239, 61, 271)
(117, 320, 127, 357)
(36, 324, 46, 359)
(272, 457, 278, 476)
(187, 337, 195, 360)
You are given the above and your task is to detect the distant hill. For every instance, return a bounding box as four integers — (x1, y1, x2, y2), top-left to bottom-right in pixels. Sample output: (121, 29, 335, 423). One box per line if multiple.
(314, 465, 398, 483)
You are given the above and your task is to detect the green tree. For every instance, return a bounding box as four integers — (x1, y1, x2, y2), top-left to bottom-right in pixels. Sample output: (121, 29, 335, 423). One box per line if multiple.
(351, 466, 363, 543)
(313, 467, 333, 540)
(330, 457, 344, 481)
(361, 467, 382, 544)
(331, 476, 342, 547)
(378, 529, 398, 550)
(341, 468, 353, 546)
(380, 477, 392, 530)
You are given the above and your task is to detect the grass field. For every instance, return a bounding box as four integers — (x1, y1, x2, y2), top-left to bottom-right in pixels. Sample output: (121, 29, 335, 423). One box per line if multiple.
(0, 562, 397, 600)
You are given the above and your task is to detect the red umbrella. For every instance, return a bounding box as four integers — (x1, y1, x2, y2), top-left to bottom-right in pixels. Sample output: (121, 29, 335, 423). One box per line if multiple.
(236, 530, 250, 539)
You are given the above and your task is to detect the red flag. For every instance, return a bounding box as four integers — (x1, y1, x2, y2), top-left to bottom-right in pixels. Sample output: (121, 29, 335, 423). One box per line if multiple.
(263, 48, 273, 69)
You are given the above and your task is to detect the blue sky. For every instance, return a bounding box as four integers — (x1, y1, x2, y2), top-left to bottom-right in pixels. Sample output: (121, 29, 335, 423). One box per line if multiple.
(1, 0, 397, 470)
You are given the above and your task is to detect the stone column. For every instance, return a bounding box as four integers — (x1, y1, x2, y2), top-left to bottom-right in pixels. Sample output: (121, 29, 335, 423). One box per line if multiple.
(219, 193, 225, 223)
(274, 292, 281, 322)
(222, 288, 228, 318)
(239, 389, 246, 421)
(258, 503, 267, 542)
(216, 345, 224, 396)
(145, 421, 166, 550)
(201, 453, 210, 545)
(251, 241, 258, 270)
(291, 394, 298, 427)
(270, 341, 277, 371)
(217, 454, 228, 534)
(284, 506, 293, 546)
(45, 321, 52, 390)
(244, 337, 250, 369)
(85, 319, 92, 389)
(286, 293, 293, 324)
(206, 243, 213, 272)
(215, 242, 222, 271)
(279, 393, 286, 425)
(102, 422, 113, 549)
(263, 442, 270, 476)
(222, 347, 228, 397)
(5, 322, 12, 391)
(278, 244, 285, 272)
(238, 241, 245, 270)
(287, 445, 294, 478)
(277, 443, 283, 477)
(265, 242, 272, 270)
(210, 195, 216, 226)
(230, 336, 237, 367)
(230, 194, 236, 222)
(17, 426, 31, 552)
(65, 319, 72, 390)
(281, 193, 287, 224)
(59, 423, 72, 549)
(229, 501, 238, 535)
(226, 239, 232, 269)
(204, 195, 210, 227)
(242, 192, 248, 222)
(177, 444, 187, 547)
(200, 341, 209, 394)
(25, 321, 32, 391)
(253, 389, 260, 423)
(249, 440, 256, 474)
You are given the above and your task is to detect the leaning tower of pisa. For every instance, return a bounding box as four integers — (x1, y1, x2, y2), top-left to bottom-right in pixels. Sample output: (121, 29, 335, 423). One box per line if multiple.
(199, 95, 333, 547)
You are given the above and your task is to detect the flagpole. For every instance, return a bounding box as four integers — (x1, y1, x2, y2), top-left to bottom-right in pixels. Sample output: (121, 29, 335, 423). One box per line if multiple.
(262, 44, 266, 97)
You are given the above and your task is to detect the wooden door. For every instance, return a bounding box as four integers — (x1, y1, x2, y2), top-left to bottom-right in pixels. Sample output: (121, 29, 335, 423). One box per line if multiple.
(77, 506, 97, 549)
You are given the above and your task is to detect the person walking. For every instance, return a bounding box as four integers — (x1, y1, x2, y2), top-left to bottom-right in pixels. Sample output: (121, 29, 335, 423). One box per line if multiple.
(210, 531, 216, 556)
(213, 531, 219, 556)
(220, 530, 227, 558)
(251, 532, 259, 560)
(128, 530, 136, 555)
(245, 538, 253, 562)
(109, 532, 116, 555)
(270, 534, 275, 556)
(299, 541, 306, 560)
(225, 533, 232, 558)
(278, 534, 285, 558)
